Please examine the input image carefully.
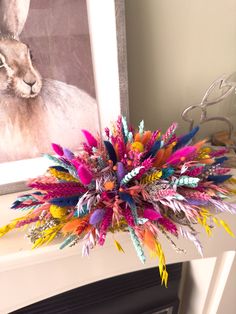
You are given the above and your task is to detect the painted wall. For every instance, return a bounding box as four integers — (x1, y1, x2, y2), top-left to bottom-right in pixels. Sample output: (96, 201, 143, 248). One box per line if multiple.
(125, 0, 236, 138)
(125, 2, 236, 313)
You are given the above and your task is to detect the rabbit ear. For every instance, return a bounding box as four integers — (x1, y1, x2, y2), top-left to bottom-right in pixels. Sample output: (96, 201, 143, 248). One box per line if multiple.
(0, 0, 30, 38)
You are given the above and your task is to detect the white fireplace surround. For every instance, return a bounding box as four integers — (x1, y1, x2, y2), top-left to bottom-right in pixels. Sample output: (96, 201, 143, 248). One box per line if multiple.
(0, 184, 236, 313)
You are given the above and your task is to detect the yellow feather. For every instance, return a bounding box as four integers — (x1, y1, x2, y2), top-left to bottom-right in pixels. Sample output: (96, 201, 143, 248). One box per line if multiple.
(213, 217, 220, 227)
(0, 221, 18, 237)
(197, 216, 212, 236)
(220, 220, 235, 238)
(227, 178, 236, 185)
(141, 170, 162, 185)
(161, 269, 168, 288)
(114, 240, 125, 253)
(49, 168, 79, 182)
(45, 231, 58, 245)
(50, 205, 67, 219)
(155, 241, 168, 287)
(147, 240, 168, 287)
(32, 238, 43, 249)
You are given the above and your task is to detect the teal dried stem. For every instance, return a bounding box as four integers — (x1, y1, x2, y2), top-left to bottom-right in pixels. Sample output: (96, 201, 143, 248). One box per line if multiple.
(17, 204, 42, 211)
(173, 176, 200, 188)
(60, 235, 78, 249)
(138, 120, 144, 137)
(121, 166, 143, 185)
(16, 195, 38, 202)
(128, 227, 146, 264)
(130, 206, 138, 225)
(78, 205, 89, 218)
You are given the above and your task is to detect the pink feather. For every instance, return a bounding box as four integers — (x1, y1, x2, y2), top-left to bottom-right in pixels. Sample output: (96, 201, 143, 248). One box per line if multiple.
(210, 148, 229, 157)
(135, 157, 154, 179)
(185, 166, 204, 177)
(81, 129, 98, 148)
(214, 167, 230, 175)
(143, 208, 162, 220)
(83, 142, 93, 155)
(158, 217, 178, 235)
(77, 165, 93, 185)
(166, 146, 196, 165)
(51, 143, 64, 156)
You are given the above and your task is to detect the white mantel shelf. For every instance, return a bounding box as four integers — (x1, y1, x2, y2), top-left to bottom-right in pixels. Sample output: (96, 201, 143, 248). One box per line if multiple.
(1, 189, 236, 313)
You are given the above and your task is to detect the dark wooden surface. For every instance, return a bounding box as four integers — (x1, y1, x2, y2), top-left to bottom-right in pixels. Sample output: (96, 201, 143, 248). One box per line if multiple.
(13, 263, 182, 314)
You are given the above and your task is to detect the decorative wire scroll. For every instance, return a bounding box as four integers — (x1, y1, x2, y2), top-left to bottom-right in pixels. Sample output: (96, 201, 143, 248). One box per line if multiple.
(181, 73, 236, 142)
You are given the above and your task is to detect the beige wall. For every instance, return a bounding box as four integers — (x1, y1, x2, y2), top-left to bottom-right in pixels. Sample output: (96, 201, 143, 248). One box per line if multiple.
(125, 0, 236, 138)
(125, 2, 236, 313)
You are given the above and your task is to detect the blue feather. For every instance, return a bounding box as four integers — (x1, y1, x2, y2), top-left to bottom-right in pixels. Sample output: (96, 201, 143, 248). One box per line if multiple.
(49, 195, 80, 207)
(104, 140, 117, 164)
(143, 140, 161, 159)
(49, 166, 69, 172)
(175, 126, 200, 150)
(11, 200, 21, 209)
(149, 140, 161, 157)
(119, 192, 138, 224)
(214, 157, 228, 165)
(161, 167, 175, 179)
(119, 192, 136, 210)
(33, 192, 44, 195)
(208, 175, 232, 184)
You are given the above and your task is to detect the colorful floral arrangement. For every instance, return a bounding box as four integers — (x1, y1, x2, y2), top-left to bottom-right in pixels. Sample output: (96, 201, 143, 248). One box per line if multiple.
(1, 116, 236, 286)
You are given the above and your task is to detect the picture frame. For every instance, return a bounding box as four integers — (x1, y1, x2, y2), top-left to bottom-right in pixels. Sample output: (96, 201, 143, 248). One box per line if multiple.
(0, 0, 129, 196)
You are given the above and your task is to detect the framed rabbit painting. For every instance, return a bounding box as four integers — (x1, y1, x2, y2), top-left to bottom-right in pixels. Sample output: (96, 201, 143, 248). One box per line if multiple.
(0, 0, 128, 194)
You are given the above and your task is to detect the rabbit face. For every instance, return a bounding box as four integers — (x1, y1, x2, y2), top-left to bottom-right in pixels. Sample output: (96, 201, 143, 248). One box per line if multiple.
(0, 37, 42, 98)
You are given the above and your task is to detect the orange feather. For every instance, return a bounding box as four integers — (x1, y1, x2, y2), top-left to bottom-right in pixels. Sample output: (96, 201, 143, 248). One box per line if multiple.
(142, 131, 153, 145)
(153, 148, 165, 167)
(134, 133, 141, 142)
(200, 158, 215, 165)
(114, 143, 119, 158)
(161, 144, 174, 166)
(61, 219, 82, 235)
(194, 139, 207, 152)
(134, 131, 152, 145)
(143, 229, 156, 251)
